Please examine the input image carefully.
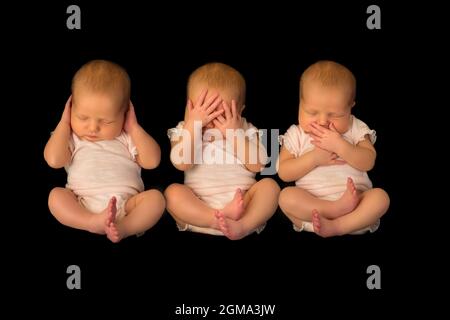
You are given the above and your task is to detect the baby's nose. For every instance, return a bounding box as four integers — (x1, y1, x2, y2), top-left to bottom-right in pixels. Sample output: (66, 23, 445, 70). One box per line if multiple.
(88, 121, 100, 132)
(318, 116, 329, 126)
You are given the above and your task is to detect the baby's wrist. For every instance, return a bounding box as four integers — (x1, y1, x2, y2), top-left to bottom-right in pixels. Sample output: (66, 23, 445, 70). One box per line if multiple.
(188, 119, 205, 133)
(335, 139, 348, 156)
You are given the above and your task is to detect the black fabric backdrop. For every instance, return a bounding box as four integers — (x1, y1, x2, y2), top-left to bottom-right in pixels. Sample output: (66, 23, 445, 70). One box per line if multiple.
(6, 1, 429, 316)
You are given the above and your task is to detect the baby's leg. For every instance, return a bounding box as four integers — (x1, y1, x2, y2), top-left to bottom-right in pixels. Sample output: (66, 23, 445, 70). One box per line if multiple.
(48, 187, 108, 234)
(165, 183, 220, 230)
(216, 178, 280, 240)
(312, 188, 390, 237)
(278, 186, 310, 229)
(279, 178, 360, 220)
(105, 189, 165, 243)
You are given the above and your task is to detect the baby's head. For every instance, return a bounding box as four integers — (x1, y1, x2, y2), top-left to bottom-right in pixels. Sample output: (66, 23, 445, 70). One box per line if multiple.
(298, 60, 356, 134)
(70, 60, 130, 141)
(187, 62, 246, 129)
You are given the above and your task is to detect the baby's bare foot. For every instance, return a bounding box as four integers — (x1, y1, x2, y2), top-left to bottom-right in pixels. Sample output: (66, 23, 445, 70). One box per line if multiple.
(103, 197, 124, 243)
(87, 198, 116, 234)
(328, 177, 360, 218)
(215, 211, 246, 240)
(219, 189, 245, 220)
(210, 210, 221, 230)
(105, 197, 117, 227)
(106, 222, 123, 243)
(312, 209, 340, 238)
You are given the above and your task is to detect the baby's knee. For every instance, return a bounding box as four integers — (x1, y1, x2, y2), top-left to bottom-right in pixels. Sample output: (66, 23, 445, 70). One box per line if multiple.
(278, 188, 297, 210)
(373, 188, 390, 208)
(258, 178, 281, 193)
(164, 183, 185, 199)
(48, 187, 66, 205)
(145, 189, 166, 208)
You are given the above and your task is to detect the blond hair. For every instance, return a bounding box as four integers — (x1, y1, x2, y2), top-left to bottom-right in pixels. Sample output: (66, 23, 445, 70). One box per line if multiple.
(187, 62, 246, 108)
(300, 60, 356, 104)
(72, 59, 130, 110)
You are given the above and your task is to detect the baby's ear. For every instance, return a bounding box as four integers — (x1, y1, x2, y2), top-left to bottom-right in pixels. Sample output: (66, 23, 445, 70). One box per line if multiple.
(350, 101, 356, 108)
(241, 104, 246, 113)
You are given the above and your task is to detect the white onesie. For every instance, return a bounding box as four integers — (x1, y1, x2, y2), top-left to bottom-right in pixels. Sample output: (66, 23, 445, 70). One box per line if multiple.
(168, 118, 267, 235)
(65, 131, 144, 220)
(279, 115, 379, 234)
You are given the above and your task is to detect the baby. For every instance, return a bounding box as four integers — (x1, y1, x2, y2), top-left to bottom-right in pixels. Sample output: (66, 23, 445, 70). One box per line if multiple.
(165, 62, 280, 240)
(44, 60, 165, 242)
(278, 60, 390, 237)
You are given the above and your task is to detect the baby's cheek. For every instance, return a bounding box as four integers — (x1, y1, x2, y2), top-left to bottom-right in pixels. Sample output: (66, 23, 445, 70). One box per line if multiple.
(299, 122, 311, 133)
(333, 122, 347, 134)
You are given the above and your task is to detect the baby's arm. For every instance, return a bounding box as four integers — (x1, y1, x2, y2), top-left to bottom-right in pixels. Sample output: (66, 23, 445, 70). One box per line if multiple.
(278, 146, 316, 182)
(240, 135, 267, 173)
(278, 143, 346, 182)
(336, 136, 376, 171)
(309, 123, 376, 171)
(44, 96, 72, 168)
(125, 103, 161, 169)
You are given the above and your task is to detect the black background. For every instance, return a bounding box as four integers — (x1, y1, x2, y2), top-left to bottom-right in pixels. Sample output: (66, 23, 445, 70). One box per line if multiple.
(6, 1, 430, 316)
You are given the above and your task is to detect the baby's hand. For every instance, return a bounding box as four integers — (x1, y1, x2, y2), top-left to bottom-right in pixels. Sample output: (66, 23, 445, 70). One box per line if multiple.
(213, 100, 243, 138)
(60, 95, 72, 126)
(312, 146, 346, 167)
(309, 122, 344, 154)
(124, 101, 139, 134)
(185, 89, 224, 128)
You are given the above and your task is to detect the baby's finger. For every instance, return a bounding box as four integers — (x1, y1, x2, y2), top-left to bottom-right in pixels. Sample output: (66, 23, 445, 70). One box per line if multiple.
(65, 95, 72, 108)
(309, 133, 322, 142)
(310, 122, 326, 131)
(216, 115, 226, 124)
(187, 99, 194, 111)
(333, 159, 346, 165)
(223, 101, 232, 119)
(205, 97, 223, 114)
(329, 122, 338, 132)
(196, 89, 208, 108)
(128, 102, 136, 116)
(231, 100, 237, 118)
(207, 109, 225, 122)
(309, 123, 323, 133)
(309, 125, 324, 137)
(203, 92, 220, 109)
(62, 95, 73, 123)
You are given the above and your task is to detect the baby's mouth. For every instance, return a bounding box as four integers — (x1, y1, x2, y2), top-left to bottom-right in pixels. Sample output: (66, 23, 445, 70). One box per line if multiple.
(85, 135, 98, 141)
